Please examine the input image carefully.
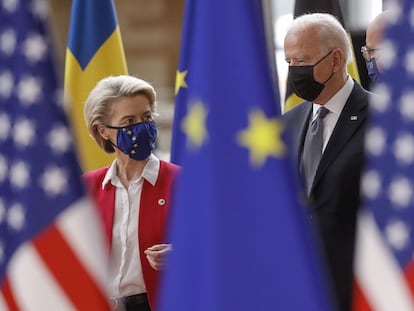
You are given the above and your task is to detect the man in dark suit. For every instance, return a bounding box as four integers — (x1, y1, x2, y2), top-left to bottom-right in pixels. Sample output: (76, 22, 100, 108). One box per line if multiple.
(282, 13, 370, 311)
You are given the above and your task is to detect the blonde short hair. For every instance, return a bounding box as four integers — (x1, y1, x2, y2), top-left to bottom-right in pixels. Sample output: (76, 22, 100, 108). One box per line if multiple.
(84, 75, 157, 153)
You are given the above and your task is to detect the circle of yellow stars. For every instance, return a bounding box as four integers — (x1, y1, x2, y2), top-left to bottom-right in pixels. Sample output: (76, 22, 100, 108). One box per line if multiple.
(122, 128, 139, 155)
(181, 100, 285, 167)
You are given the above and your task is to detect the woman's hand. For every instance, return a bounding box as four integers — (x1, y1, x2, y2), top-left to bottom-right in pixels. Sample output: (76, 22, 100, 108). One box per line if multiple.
(144, 243, 172, 271)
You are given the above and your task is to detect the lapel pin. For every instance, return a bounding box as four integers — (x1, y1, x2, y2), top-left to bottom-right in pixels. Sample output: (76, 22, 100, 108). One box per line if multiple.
(350, 116, 358, 121)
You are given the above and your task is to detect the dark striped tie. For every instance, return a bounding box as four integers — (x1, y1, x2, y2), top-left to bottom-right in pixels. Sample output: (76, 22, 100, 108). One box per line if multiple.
(302, 106, 329, 195)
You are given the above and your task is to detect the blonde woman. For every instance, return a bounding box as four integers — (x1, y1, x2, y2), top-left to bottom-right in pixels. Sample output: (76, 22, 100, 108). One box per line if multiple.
(83, 75, 180, 311)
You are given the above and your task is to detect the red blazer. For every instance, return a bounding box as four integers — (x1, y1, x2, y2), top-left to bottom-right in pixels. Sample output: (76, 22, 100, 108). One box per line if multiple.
(83, 160, 180, 309)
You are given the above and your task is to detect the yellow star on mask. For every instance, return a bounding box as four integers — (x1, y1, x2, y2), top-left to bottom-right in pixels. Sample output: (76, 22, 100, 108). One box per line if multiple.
(181, 101, 208, 149)
(237, 109, 285, 166)
(175, 70, 188, 95)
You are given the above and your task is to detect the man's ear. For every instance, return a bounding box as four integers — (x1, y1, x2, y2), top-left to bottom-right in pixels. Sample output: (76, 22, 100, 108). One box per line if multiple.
(332, 48, 344, 72)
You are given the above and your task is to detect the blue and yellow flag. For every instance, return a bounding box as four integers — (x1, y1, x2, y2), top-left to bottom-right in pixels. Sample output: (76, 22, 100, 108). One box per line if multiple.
(160, 1, 335, 310)
(284, 0, 360, 112)
(64, 0, 127, 172)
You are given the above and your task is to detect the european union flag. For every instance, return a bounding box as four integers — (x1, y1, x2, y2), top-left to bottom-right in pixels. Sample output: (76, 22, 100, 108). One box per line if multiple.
(354, 2, 414, 310)
(160, 1, 334, 310)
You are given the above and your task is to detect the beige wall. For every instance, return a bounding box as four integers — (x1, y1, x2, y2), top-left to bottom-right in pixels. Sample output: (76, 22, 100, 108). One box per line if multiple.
(49, 0, 185, 160)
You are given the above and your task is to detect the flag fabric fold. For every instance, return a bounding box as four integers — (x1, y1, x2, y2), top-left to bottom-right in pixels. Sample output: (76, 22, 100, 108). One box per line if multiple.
(354, 1, 414, 310)
(284, 0, 360, 112)
(0, 1, 110, 310)
(161, 1, 335, 310)
(64, 0, 127, 172)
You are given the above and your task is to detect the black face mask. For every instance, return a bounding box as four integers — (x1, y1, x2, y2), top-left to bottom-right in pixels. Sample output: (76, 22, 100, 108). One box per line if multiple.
(287, 50, 334, 102)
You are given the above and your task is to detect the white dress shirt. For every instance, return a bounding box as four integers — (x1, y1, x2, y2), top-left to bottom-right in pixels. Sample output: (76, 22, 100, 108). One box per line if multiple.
(311, 76, 354, 151)
(102, 154, 160, 298)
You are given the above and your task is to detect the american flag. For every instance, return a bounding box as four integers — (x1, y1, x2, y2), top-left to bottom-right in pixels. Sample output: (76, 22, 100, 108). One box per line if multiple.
(354, 0, 414, 310)
(0, 1, 111, 310)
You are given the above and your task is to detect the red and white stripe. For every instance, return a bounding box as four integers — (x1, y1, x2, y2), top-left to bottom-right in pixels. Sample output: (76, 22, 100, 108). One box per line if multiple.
(354, 211, 414, 311)
(0, 198, 111, 311)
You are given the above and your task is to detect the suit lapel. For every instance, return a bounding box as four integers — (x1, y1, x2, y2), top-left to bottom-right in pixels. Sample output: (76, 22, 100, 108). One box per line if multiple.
(312, 83, 369, 190)
(294, 103, 313, 168)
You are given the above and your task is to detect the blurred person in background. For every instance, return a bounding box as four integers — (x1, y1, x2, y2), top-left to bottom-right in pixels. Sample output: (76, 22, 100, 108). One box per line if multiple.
(83, 75, 180, 311)
(361, 10, 391, 83)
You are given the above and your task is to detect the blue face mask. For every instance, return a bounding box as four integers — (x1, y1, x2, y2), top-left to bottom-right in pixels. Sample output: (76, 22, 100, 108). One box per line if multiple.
(365, 57, 381, 84)
(106, 121, 158, 161)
